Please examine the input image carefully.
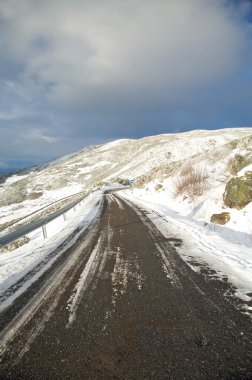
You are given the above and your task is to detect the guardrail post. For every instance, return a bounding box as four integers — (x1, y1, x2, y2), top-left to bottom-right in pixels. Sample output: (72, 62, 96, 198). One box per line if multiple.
(42, 224, 48, 239)
(0, 191, 92, 250)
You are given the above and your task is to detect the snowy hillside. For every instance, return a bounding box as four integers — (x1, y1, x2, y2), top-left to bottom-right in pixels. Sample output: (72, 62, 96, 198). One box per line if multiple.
(0, 128, 251, 232)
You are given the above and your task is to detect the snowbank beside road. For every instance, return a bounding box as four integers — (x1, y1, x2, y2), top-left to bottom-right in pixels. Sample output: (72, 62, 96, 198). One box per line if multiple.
(0, 190, 103, 310)
(120, 189, 252, 305)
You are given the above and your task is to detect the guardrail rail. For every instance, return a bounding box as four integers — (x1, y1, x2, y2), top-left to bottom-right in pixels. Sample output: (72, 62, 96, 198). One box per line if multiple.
(0, 191, 92, 249)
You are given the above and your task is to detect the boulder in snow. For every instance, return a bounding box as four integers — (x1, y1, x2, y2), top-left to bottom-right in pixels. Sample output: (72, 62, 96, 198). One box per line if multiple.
(210, 212, 230, 225)
(223, 171, 252, 209)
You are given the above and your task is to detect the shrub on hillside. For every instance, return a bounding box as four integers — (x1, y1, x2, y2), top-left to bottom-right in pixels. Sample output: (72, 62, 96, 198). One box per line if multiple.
(112, 177, 130, 186)
(179, 161, 194, 177)
(173, 164, 208, 200)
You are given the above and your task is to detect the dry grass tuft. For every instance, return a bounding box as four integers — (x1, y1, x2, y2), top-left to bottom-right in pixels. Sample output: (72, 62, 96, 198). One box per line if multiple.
(173, 164, 208, 200)
(179, 161, 194, 177)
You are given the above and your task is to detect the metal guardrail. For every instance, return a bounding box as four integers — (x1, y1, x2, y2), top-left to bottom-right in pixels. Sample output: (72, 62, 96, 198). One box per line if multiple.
(0, 191, 86, 233)
(0, 192, 92, 249)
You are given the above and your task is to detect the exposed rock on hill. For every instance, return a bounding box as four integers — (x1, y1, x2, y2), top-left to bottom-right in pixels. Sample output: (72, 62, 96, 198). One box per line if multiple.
(210, 212, 230, 225)
(223, 171, 252, 209)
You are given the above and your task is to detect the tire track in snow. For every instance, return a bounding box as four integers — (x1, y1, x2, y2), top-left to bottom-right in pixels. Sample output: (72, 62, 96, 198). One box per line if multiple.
(66, 236, 103, 326)
(119, 196, 223, 312)
(121, 197, 183, 289)
(0, 222, 101, 361)
(67, 200, 116, 327)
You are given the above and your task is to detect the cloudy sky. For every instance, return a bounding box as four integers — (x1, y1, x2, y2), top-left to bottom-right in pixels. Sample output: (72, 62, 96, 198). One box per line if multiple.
(0, 0, 252, 169)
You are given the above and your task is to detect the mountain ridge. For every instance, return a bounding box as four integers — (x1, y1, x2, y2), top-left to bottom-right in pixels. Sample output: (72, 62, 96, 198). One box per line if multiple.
(0, 128, 251, 231)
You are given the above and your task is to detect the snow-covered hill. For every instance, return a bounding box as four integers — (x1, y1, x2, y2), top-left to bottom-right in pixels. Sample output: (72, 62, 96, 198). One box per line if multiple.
(0, 128, 251, 232)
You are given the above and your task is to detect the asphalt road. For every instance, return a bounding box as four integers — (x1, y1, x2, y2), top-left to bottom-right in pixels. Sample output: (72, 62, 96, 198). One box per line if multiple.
(0, 192, 251, 379)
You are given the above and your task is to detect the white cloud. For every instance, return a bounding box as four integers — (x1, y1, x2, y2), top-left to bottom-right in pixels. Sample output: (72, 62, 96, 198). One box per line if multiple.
(24, 128, 60, 144)
(9, 128, 60, 148)
(0, 0, 246, 110)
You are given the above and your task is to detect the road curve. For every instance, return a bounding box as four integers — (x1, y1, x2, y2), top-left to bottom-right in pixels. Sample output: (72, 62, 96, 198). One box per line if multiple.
(0, 192, 251, 379)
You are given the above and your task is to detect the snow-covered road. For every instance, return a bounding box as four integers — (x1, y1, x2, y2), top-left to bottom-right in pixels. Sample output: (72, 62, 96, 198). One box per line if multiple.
(0, 192, 251, 379)
(120, 189, 252, 306)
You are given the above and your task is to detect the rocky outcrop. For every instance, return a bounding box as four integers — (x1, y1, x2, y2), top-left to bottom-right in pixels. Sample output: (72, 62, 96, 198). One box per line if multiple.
(210, 212, 230, 225)
(223, 171, 252, 209)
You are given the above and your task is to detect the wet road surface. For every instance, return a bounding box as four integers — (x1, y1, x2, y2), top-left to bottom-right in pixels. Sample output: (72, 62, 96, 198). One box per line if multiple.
(0, 192, 251, 379)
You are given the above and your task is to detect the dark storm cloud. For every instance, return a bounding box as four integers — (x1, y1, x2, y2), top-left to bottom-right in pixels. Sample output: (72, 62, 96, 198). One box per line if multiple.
(0, 0, 251, 168)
